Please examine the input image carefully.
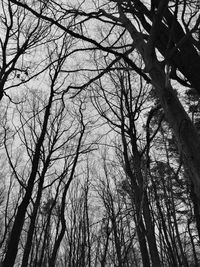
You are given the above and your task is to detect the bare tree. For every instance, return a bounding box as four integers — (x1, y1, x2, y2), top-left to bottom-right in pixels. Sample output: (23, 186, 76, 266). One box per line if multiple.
(0, 0, 57, 102)
(1, 30, 93, 266)
(9, 0, 200, 203)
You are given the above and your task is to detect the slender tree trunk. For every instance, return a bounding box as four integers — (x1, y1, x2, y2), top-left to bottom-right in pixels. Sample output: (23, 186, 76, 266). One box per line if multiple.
(190, 181, 200, 240)
(170, 185, 189, 267)
(142, 191, 161, 267)
(136, 218, 151, 267)
(188, 220, 199, 267)
(152, 177, 178, 266)
(3, 91, 53, 267)
(111, 215, 123, 267)
(129, 133, 161, 266)
(21, 157, 50, 267)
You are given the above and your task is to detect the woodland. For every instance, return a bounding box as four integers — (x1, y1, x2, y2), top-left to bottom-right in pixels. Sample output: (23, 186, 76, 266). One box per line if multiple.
(0, 0, 200, 266)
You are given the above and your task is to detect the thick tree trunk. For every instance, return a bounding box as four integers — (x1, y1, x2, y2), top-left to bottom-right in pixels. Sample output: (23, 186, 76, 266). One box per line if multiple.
(132, 0, 200, 94)
(118, 5, 200, 203)
(148, 60, 200, 200)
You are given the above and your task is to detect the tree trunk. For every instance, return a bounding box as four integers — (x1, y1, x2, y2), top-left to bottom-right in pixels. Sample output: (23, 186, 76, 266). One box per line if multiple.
(3, 90, 53, 267)
(118, 6, 200, 203)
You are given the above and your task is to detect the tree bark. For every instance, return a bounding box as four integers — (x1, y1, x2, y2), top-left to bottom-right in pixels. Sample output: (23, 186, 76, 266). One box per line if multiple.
(118, 5, 200, 203)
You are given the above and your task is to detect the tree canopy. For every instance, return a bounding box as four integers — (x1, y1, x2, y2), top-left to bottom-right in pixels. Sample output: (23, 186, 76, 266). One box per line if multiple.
(0, 0, 200, 266)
